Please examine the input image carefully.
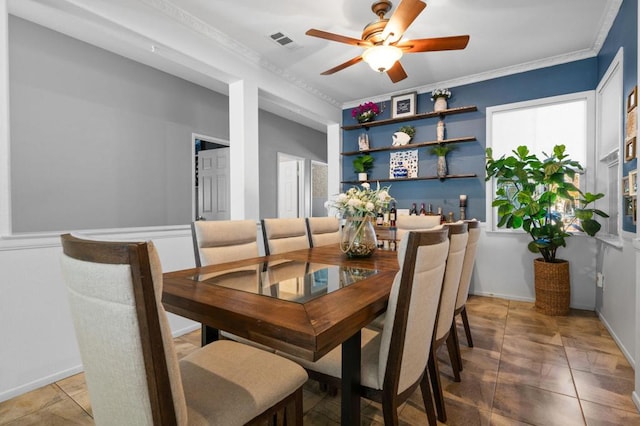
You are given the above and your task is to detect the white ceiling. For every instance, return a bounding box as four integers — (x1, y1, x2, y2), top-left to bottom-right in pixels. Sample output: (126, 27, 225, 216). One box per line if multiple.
(8, 0, 622, 114)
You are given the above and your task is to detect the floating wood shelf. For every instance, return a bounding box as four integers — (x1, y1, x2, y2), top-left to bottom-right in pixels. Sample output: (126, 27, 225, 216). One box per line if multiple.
(342, 106, 478, 131)
(341, 136, 476, 156)
(341, 173, 478, 185)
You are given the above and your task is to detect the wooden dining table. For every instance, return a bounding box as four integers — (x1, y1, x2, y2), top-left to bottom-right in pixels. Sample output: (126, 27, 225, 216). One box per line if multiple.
(162, 244, 399, 425)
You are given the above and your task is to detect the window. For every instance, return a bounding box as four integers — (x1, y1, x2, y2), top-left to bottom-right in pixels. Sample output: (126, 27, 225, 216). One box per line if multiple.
(486, 92, 595, 232)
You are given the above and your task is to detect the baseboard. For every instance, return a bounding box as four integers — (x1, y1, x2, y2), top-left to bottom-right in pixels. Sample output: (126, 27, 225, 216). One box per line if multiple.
(597, 311, 636, 370)
(0, 365, 84, 403)
(171, 323, 201, 338)
(470, 292, 594, 311)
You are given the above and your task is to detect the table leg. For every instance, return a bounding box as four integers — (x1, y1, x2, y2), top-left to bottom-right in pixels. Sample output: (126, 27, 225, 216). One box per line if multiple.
(201, 324, 220, 346)
(341, 330, 361, 426)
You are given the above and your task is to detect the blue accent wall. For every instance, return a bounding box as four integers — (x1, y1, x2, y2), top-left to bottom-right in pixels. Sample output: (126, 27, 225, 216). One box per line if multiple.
(342, 0, 637, 225)
(598, 0, 637, 233)
(342, 59, 597, 221)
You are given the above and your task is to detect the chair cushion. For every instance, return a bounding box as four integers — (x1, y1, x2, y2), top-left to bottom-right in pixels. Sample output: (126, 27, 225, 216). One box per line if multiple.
(181, 340, 307, 425)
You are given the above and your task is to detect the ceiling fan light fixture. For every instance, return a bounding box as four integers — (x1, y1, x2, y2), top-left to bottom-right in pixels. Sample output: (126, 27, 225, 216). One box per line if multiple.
(362, 45, 402, 73)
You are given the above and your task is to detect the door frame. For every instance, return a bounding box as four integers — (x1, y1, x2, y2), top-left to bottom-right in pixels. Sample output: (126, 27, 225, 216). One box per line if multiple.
(192, 133, 229, 221)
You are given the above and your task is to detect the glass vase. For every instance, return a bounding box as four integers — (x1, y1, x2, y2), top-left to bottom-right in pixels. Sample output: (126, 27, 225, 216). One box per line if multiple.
(340, 216, 377, 258)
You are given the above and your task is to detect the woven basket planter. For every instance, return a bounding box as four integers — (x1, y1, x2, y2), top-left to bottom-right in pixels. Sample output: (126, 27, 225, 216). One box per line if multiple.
(534, 258, 570, 316)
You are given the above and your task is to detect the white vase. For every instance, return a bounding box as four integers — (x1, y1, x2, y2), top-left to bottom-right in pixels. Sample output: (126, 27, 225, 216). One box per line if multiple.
(358, 172, 368, 181)
(434, 97, 448, 112)
(437, 119, 445, 141)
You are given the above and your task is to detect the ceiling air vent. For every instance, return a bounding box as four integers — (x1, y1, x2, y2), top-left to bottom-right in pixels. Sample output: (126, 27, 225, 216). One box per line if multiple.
(268, 32, 300, 50)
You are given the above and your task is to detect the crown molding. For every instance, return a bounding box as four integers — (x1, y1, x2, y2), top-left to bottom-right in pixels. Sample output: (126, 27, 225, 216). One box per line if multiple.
(140, 0, 341, 108)
(344, 47, 598, 109)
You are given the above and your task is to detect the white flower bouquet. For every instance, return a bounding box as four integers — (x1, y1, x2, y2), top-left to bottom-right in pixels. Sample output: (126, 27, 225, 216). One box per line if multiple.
(430, 88, 452, 101)
(326, 182, 393, 219)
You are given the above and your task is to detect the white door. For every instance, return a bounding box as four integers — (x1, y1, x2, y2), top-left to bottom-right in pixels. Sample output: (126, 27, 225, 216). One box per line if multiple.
(277, 154, 305, 218)
(198, 148, 230, 220)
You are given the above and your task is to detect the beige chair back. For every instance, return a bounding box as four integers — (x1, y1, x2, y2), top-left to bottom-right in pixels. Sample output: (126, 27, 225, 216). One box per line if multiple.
(306, 217, 341, 247)
(378, 226, 450, 393)
(456, 220, 481, 311)
(191, 220, 259, 267)
(395, 215, 441, 242)
(60, 234, 187, 425)
(261, 218, 310, 255)
(435, 222, 469, 341)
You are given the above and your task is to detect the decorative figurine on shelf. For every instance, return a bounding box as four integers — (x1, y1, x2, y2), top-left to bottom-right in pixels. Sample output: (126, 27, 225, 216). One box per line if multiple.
(392, 125, 416, 146)
(431, 88, 452, 112)
(358, 133, 370, 151)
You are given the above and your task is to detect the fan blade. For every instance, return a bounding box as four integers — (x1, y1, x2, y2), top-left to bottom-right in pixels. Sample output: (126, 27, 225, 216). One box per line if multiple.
(320, 56, 364, 75)
(306, 29, 372, 47)
(387, 61, 408, 83)
(381, 0, 426, 44)
(397, 35, 470, 52)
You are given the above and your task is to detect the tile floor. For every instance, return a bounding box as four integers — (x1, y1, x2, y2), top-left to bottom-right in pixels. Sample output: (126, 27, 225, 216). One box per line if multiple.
(2, 296, 640, 425)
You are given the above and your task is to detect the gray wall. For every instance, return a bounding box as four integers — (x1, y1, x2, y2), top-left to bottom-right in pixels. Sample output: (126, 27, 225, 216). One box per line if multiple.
(9, 16, 230, 232)
(258, 110, 327, 218)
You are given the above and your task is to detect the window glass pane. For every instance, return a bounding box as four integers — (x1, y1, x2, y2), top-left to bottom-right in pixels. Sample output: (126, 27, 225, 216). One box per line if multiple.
(489, 97, 589, 232)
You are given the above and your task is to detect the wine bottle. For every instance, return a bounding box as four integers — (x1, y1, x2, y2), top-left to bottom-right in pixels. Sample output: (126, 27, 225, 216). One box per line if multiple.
(409, 203, 418, 216)
(376, 208, 384, 226)
(389, 203, 397, 227)
(438, 206, 445, 224)
(419, 203, 427, 216)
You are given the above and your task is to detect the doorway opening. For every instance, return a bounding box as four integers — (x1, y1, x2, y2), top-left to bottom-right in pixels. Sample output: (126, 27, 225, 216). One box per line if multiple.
(194, 134, 230, 221)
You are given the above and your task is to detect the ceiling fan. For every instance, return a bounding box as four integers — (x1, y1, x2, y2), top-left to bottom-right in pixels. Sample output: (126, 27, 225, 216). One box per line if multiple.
(305, 0, 469, 83)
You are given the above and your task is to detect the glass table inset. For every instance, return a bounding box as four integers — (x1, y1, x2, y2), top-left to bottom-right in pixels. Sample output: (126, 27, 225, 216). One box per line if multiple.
(188, 259, 379, 303)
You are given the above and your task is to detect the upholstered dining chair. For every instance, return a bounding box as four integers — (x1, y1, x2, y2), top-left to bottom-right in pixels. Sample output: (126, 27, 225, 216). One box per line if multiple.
(261, 218, 310, 255)
(428, 221, 468, 423)
(306, 216, 341, 247)
(191, 219, 259, 267)
(60, 233, 307, 426)
(277, 227, 450, 426)
(395, 214, 441, 242)
(451, 219, 481, 370)
(191, 220, 272, 350)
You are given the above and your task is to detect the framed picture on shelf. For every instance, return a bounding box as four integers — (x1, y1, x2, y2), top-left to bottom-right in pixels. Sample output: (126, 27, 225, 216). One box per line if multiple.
(391, 92, 417, 118)
(626, 137, 636, 161)
(623, 176, 630, 196)
(628, 86, 638, 112)
(630, 170, 638, 196)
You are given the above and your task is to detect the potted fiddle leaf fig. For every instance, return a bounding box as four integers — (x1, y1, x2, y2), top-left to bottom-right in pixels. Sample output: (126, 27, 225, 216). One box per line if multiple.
(353, 154, 374, 181)
(485, 144, 608, 315)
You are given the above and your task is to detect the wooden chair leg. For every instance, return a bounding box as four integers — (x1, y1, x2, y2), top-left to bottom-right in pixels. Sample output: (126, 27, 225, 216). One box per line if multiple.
(381, 395, 400, 426)
(461, 306, 474, 347)
(452, 317, 463, 371)
(446, 327, 462, 381)
(420, 371, 438, 426)
(428, 348, 447, 423)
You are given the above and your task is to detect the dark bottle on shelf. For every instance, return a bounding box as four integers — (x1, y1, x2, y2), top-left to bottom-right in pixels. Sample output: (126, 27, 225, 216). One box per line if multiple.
(409, 203, 418, 216)
(376, 208, 384, 226)
(419, 203, 427, 216)
(389, 203, 397, 227)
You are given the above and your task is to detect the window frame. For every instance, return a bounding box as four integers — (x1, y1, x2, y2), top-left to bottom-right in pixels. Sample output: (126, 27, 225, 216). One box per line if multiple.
(485, 91, 596, 233)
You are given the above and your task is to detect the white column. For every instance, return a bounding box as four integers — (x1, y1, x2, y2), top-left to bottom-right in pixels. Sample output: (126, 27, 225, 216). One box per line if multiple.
(0, 0, 10, 236)
(228, 79, 260, 220)
(327, 122, 341, 199)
